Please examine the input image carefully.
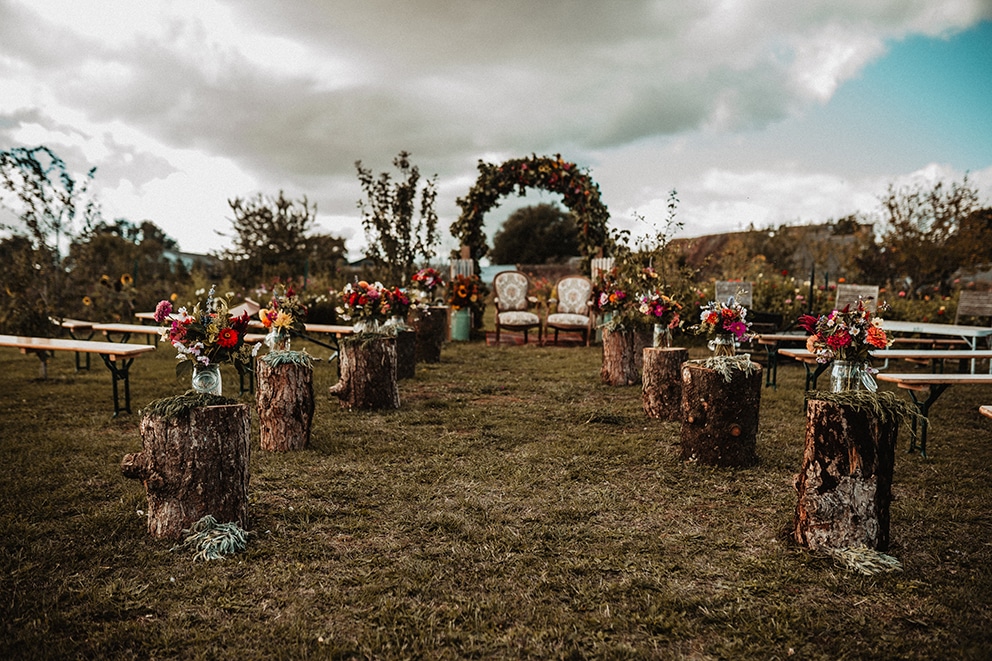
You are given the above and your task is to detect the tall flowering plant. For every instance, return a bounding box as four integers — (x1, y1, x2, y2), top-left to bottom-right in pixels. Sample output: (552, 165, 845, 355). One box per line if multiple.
(154, 286, 258, 377)
(797, 299, 890, 363)
(694, 297, 754, 342)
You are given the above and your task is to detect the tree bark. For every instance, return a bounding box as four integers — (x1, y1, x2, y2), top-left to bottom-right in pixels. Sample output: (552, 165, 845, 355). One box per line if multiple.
(394, 328, 416, 379)
(601, 328, 641, 385)
(642, 347, 689, 420)
(256, 359, 314, 452)
(328, 336, 400, 410)
(794, 398, 898, 552)
(680, 361, 762, 467)
(121, 404, 250, 539)
(412, 305, 447, 363)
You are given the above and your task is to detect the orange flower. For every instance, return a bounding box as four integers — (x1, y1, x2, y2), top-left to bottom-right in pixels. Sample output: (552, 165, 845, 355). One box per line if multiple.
(866, 325, 888, 349)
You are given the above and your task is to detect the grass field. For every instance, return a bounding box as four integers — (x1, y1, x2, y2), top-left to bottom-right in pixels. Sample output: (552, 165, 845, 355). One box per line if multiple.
(1, 336, 991, 660)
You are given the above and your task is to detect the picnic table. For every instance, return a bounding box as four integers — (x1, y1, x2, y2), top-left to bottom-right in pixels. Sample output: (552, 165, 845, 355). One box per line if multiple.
(777, 347, 992, 392)
(883, 320, 992, 371)
(92, 322, 163, 344)
(0, 334, 156, 415)
(754, 333, 808, 387)
(874, 372, 992, 457)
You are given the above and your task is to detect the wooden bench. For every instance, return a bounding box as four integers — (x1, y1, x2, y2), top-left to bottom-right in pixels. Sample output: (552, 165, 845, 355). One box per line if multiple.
(92, 322, 164, 344)
(755, 333, 808, 387)
(980, 405, 992, 420)
(834, 284, 879, 312)
(0, 334, 156, 415)
(875, 372, 992, 457)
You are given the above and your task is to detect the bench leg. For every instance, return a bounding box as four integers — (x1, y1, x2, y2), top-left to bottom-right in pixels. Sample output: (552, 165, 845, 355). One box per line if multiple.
(99, 355, 136, 416)
(906, 384, 950, 458)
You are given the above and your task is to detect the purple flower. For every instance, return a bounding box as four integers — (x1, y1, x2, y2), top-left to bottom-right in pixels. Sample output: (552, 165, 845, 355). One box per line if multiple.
(154, 300, 173, 323)
(727, 321, 748, 340)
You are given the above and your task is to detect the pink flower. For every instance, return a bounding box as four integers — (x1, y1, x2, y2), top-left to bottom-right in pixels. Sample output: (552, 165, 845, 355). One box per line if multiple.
(154, 300, 173, 322)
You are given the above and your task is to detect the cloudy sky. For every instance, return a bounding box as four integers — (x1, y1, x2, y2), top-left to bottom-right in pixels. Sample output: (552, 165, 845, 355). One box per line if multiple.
(2, 0, 991, 261)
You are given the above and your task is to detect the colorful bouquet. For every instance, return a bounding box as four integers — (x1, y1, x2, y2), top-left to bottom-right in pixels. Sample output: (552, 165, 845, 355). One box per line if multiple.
(386, 286, 412, 318)
(594, 266, 663, 330)
(411, 268, 445, 293)
(694, 297, 754, 342)
(639, 289, 682, 328)
(447, 274, 485, 312)
(258, 284, 307, 334)
(337, 280, 392, 326)
(798, 299, 890, 363)
(154, 286, 258, 374)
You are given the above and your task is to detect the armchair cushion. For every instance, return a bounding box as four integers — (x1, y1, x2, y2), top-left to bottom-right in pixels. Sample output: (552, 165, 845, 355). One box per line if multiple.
(498, 310, 540, 326)
(547, 312, 590, 327)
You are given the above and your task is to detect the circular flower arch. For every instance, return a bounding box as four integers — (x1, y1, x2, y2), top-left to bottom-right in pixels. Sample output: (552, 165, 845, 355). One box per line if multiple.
(451, 154, 611, 263)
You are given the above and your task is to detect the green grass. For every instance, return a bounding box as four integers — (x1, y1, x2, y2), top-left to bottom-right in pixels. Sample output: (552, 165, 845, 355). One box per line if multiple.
(1, 339, 991, 660)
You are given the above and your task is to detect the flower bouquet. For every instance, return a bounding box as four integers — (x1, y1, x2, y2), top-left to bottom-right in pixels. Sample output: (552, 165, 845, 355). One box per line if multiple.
(259, 284, 307, 351)
(382, 286, 412, 332)
(411, 267, 445, 306)
(447, 274, 485, 313)
(337, 280, 391, 332)
(154, 286, 259, 393)
(594, 266, 662, 331)
(797, 299, 891, 391)
(639, 289, 682, 347)
(694, 297, 754, 356)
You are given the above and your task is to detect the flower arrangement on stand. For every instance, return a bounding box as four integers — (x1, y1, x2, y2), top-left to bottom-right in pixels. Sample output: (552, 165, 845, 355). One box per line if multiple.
(383, 286, 412, 332)
(693, 297, 755, 356)
(410, 267, 445, 305)
(797, 298, 891, 391)
(593, 266, 663, 331)
(447, 274, 487, 340)
(259, 284, 307, 352)
(154, 286, 259, 394)
(337, 280, 392, 333)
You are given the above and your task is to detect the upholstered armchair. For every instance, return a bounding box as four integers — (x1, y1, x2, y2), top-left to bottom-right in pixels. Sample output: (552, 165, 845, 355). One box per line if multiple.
(546, 275, 594, 346)
(493, 271, 542, 344)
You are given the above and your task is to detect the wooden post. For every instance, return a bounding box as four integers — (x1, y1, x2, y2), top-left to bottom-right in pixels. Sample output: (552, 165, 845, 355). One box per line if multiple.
(121, 403, 250, 539)
(412, 306, 446, 363)
(329, 336, 400, 410)
(256, 359, 314, 452)
(642, 347, 689, 420)
(680, 361, 762, 467)
(394, 328, 416, 379)
(794, 398, 898, 551)
(601, 328, 639, 385)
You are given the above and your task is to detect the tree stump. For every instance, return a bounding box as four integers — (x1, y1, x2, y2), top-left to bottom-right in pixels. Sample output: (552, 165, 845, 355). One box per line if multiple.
(256, 358, 314, 452)
(642, 347, 689, 420)
(412, 306, 447, 363)
(121, 403, 250, 539)
(601, 328, 639, 385)
(394, 328, 416, 379)
(329, 335, 400, 410)
(793, 398, 898, 551)
(680, 360, 762, 467)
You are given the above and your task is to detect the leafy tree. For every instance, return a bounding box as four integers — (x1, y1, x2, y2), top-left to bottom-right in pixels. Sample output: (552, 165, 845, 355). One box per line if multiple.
(490, 203, 581, 264)
(66, 219, 190, 320)
(221, 191, 317, 287)
(876, 175, 983, 296)
(356, 151, 439, 286)
(304, 233, 348, 283)
(0, 145, 100, 333)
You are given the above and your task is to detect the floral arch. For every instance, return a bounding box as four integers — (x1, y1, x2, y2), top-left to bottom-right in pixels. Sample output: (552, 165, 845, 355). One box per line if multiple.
(451, 154, 611, 264)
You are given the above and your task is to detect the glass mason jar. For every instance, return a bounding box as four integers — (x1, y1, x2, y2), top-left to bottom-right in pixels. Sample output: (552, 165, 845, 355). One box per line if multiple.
(353, 319, 381, 334)
(830, 360, 863, 392)
(708, 335, 736, 357)
(191, 363, 222, 395)
(383, 315, 409, 334)
(265, 329, 291, 352)
(653, 324, 673, 348)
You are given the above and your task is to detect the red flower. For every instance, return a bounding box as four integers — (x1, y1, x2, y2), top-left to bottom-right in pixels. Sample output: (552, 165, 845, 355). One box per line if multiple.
(826, 330, 852, 350)
(217, 327, 239, 348)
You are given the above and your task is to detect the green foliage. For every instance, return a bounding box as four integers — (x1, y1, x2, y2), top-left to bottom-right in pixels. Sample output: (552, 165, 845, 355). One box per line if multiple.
(356, 151, 439, 287)
(260, 349, 314, 369)
(491, 203, 580, 264)
(452, 154, 611, 265)
(170, 515, 249, 561)
(0, 145, 100, 333)
(142, 391, 235, 419)
(221, 190, 330, 288)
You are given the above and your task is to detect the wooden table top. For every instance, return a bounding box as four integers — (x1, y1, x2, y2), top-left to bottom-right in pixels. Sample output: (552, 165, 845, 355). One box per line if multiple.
(0, 334, 157, 357)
